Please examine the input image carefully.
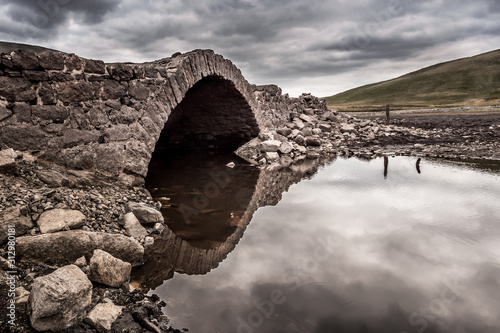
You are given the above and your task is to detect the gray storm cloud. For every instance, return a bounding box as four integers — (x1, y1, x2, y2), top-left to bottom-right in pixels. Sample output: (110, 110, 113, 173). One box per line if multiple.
(0, 0, 499, 96)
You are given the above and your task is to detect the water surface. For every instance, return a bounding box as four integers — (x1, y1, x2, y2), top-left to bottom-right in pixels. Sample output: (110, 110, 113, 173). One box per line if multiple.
(145, 156, 500, 333)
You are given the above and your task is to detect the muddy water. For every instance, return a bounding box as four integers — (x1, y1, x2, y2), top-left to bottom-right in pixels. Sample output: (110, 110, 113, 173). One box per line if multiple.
(142, 154, 500, 333)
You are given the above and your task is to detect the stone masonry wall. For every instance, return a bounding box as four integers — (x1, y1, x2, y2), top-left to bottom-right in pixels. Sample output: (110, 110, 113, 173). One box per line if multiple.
(0, 49, 328, 179)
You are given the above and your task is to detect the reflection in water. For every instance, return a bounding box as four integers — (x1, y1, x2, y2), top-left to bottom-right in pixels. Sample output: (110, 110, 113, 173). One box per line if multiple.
(133, 152, 332, 291)
(138, 156, 500, 333)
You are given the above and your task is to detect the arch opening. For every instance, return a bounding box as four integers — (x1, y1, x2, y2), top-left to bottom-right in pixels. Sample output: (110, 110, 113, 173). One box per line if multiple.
(153, 75, 259, 153)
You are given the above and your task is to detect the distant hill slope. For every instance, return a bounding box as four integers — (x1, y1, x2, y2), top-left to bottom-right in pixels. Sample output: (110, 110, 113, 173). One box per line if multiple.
(325, 49, 500, 110)
(0, 41, 60, 54)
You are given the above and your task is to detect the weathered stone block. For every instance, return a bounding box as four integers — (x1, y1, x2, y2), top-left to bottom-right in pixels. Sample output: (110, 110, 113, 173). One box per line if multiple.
(37, 209, 86, 234)
(38, 51, 65, 70)
(100, 79, 126, 100)
(0, 105, 12, 122)
(65, 53, 84, 71)
(123, 212, 148, 240)
(85, 59, 106, 74)
(89, 249, 132, 287)
(11, 50, 39, 70)
(39, 82, 57, 105)
(85, 302, 123, 332)
(29, 265, 92, 331)
(32, 105, 69, 123)
(17, 230, 144, 266)
(108, 63, 134, 80)
(94, 143, 126, 176)
(57, 81, 94, 104)
(129, 81, 150, 100)
(0, 125, 48, 150)
(0, 205, 33, 244)
(0, 77, 36, 102)
(127, 203, 164, 226)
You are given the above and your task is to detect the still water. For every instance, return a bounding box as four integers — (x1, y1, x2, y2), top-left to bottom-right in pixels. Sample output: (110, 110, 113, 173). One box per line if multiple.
(142, 154, 500, 333)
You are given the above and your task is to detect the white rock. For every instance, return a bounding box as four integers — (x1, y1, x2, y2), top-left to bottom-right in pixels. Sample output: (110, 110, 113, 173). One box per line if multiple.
(260, 140, 281, 152)
(85, 302, 123, 332)
(279, 141, 294, 154)
(265, 152, 280, 161)
(226, 162, 235, 168)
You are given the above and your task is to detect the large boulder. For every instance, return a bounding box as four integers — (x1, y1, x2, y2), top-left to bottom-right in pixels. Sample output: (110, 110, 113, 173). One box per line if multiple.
(85, 302, 123, 332)
(127, 203, 164, 226)
(36, 209, 86, 234)
(0, 206, 33, 244)
(16, 230, 144, 266)
(29, 265, 92, 331)
(89, 250, 131, 288)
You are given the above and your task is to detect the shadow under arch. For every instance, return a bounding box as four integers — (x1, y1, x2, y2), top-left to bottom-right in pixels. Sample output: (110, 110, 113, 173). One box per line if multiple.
(154, 75, 260, 152)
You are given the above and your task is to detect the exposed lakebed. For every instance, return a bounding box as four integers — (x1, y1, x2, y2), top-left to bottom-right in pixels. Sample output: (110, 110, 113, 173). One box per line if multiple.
(139, 153, 500, 333)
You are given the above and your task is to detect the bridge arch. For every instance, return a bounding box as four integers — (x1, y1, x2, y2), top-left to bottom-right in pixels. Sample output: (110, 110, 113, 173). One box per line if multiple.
(0, 48, 296, 181)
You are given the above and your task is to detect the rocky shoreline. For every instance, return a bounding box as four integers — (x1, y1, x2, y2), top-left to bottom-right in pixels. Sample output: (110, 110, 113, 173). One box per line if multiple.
(1, 105, 500, 332)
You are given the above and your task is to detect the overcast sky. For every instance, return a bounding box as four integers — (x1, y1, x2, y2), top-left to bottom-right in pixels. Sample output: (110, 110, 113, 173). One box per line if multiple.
(1, 0, 499, 97)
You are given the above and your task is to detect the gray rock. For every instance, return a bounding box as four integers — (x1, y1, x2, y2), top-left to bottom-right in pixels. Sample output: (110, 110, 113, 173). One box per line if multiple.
(90, 249, 131, 288)
(36, 169, 66, 187)
(319, 123, 332, 132)
(85, 302, 124, 332)
(0, 206, 33, 244)
(294, 135, 306, 146)
(341, 124, 356, 133)
(123, 212, 148, 241)
(260, 140, 281, 153)
(276, 127, 292, 137)
(265, 152, 279, 161)
(17, 230, 144, 266)
(0, 148, 17, 174)
(279, 141, 294, 154)
(301, 128, 313, 137)
(37, 209, 86, 234)
(305, 136, 322, 146)
(293, 118, 305, 130)
(153, 223, 166, 234)
(75, 256, 87, 267)
(29, 265, 92, 332)
(128, 203, 164, 226)
(299, 114, 315, 123)
(0, 105, 12, 122)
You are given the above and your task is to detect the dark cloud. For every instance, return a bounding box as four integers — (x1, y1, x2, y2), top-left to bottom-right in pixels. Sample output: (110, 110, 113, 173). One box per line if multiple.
(2, 0, 122, 39)
(0, 0, 499, 95)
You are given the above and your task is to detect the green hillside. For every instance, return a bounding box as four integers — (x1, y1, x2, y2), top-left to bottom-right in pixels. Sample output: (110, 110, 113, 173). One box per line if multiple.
(325, 49, 500, 111)
(0, 41, 59, 54)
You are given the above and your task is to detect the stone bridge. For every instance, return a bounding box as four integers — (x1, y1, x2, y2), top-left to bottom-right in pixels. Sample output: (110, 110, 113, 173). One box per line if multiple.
(0, 49, 326, 180)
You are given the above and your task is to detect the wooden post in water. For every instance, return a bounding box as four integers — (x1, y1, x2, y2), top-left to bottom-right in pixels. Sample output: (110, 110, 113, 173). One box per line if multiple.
(384, 156, 389, 179)
(385, 104, 390, 124)
(416, 158, 422, 174)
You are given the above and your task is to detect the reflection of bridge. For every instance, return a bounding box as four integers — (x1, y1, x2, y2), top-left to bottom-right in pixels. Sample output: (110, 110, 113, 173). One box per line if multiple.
(0, 49, 325, 180)
(131, 157, 334, 291)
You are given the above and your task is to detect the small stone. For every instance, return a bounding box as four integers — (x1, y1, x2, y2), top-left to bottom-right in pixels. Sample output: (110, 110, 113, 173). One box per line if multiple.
(153, 223, 165, 234)
(341, 124, 356, 133)
(319, 123, 332, 132)
(0, 206, 34, 244)
(144, 236, 155, 246)
(279, 141, 294, 154)
(0, 148, 17, 174)
(226, 162, 235, 168)
(15, 287, 30, 304)
(260, 140, 281, 153)
(75, 256, 87, 267)
(265, 152, 279, 161)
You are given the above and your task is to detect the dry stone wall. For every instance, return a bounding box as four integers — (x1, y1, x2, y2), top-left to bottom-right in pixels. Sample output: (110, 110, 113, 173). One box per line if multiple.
(0, 49, 328, 178)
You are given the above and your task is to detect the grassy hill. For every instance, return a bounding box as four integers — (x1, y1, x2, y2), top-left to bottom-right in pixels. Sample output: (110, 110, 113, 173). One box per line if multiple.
(0, 41, 59, 54)
(325, 49, 500, 111)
